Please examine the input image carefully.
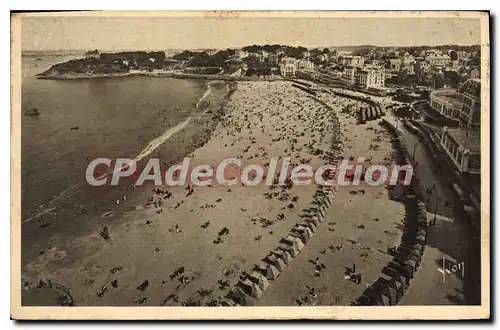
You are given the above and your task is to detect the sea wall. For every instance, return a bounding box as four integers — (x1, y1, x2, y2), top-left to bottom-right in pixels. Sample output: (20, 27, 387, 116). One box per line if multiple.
(351, 118, 429, 306)
(23, 279, 75, 306)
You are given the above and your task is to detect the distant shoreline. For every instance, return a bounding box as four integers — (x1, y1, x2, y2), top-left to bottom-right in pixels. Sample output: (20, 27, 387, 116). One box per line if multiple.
(36, 71, 285, 81)
(36, 72, 143, 80)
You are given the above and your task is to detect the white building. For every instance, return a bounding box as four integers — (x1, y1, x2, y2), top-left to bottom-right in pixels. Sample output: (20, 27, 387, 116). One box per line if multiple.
(437, 78, 481, 174)
(414, 59, 431, 74)
(456, 51, 471, 62)
(230, 50, 248, 61)
(429, 89, 463, 120)
(297, 59, 314, 71)
(355, 66, 386, 88)
(388, 59, 402, 72)
(459, 78, 481, 128)
(402, 53, 415, 65)
(425, 54, 451, 67)
(279, 57, 297, 77)
(342, 66, 357, 85)
(339, 55, 365, 67)
(439, 127, 480, 174)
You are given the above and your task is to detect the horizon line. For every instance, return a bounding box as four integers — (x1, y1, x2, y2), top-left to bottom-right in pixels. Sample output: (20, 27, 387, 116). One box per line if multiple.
(22, 43, 481, 53)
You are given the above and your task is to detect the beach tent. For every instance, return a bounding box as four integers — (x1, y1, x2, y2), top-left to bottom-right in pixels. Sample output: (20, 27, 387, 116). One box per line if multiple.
(265, 264, 280, 280)
(278, 243, 299, 258)
(265, 254, 286, 272)
(272, 248, 293, 264)
(228, 287, 256, 306)
(238, 279, 264, 299)
(248, 271, 270, 291)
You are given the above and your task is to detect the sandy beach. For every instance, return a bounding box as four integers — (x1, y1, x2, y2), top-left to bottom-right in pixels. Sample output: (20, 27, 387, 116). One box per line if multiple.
(258, 90, 406, 305)
(19, 79, 479, 308)
(22, 81, 340, 306)
(15, 13, 488, 320)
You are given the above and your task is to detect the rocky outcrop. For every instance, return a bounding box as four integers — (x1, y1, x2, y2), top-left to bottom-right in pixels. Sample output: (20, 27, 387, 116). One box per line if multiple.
(23, 107, 39, 117)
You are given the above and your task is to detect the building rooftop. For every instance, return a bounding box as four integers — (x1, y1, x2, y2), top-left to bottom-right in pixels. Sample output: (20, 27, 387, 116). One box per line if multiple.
(427, 54, 451, 58)
(367, 85, 390, 91)
(446, 127, 481, 153)
(431, 89, 463, 108)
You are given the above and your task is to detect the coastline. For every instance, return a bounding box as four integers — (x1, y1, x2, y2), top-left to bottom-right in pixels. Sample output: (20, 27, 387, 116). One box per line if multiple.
(36, 72, 145, 80)
(21, 79, 476, 307)
(21, 80, 236, 267)
(21, 80, 336, 306)
(36, 70, 285, 82)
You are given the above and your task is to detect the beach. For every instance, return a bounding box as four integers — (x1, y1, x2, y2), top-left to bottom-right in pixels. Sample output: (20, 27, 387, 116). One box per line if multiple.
(21, 56, 235, 267)
(22, 80, 341, 305)
(21, 78, 469, 307)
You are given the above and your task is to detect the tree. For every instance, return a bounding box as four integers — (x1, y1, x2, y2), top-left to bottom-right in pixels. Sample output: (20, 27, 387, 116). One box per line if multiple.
(419, 90, 430, 100)
(449, 50, 458, 61)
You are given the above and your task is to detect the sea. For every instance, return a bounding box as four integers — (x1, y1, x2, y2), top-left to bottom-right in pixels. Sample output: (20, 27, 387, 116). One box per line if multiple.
(21, 55, 224, 264)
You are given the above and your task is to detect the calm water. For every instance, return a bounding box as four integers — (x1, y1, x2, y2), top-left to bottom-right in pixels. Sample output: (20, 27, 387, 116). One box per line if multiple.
(21, 56, 207, 224)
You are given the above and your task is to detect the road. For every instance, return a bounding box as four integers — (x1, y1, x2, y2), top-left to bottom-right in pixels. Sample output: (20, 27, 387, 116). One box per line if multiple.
(397, 121, 480, 305)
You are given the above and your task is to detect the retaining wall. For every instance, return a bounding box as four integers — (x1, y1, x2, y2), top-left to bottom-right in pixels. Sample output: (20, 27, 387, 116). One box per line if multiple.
(23, 279, 75, 306)
(350, 118, 429, 306)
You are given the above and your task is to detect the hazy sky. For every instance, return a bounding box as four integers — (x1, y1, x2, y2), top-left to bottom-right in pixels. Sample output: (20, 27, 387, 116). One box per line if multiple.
(21, 15, 482, 51)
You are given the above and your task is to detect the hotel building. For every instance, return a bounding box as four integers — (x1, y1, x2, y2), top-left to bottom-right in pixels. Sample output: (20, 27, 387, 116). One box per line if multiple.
(339, 55, 365, 67)
(355, 66, 386, 88)
(425, 54, 451, 67)
(438, 79, 481, 174)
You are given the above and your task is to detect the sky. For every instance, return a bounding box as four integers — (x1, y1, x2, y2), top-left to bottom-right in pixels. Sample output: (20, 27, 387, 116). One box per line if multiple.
(20, 14, 482, 51)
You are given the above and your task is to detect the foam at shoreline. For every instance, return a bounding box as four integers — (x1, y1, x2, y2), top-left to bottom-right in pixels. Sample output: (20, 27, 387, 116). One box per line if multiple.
(133, 116, 193, 163)
(195, 83, 213, 109)
(22, 81, 231, 226)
